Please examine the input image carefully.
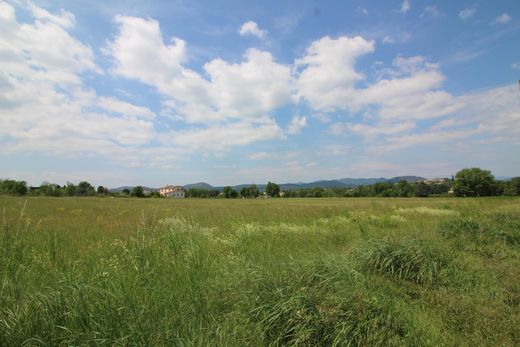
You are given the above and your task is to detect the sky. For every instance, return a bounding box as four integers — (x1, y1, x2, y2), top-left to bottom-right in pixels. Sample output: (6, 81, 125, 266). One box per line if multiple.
(1, 0, 519, 187)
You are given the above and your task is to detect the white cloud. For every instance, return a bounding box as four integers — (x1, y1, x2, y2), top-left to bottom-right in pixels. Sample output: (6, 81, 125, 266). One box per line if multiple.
(421, 6, 440, 17)
(239, 21, 267, 39)
(163, 120, 285, 151)
(0, 3, 169, 164)
(287, 115, 307, 134)
(0, 1, 15, 20)
(0, 2, 99, 86)
(382, 36, 395, 44)
(104, 15, 297, 153)
(361, 84, 520, 153)
(360, 57, 461, 120)
(461, 85, 520, 142)
(400, 1, 410, 14)
(449, 50, 486, 63)
(27, 2, 75, 28)
(312, 113, 332, 124)
(492, 13, 511, 25)
(107, 15, 189, 89)
(296, 42, 457, 122)
(98, 97, 155, 119)
(513, 62, 520, 69)
(368, 128, 479, 153)
(248, 152, 269, 160)
(459, 8, 476, 20)
(381, 32, 411, 45)
(107, 16, 294, 128)
(204, 49, 295, 121)
(330, 121, 415, 137)
(292, 35, 518, 155)
(295, 35, 375, 111)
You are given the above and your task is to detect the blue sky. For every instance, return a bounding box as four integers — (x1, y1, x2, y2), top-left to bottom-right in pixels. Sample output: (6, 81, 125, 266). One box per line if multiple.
(1, 0, 519, 187)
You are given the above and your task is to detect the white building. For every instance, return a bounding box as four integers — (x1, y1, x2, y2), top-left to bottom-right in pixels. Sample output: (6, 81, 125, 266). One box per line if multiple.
(159, 185, 185, 198)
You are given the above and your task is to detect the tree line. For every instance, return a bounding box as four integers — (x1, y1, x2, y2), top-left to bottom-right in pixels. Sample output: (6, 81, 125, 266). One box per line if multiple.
(0, 180, 156, 198)
(1, 168, 519, 198)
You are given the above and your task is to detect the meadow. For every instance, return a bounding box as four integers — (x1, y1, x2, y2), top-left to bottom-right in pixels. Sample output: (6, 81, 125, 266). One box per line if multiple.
(1, 196, 519, 346)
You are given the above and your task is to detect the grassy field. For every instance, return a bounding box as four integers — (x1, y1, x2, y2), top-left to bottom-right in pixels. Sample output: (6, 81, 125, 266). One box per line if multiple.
(1, 196, 519, 346)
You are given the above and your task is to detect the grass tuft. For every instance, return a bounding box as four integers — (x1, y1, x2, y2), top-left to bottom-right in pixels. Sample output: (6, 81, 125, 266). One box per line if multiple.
(355, 238, 448, 285)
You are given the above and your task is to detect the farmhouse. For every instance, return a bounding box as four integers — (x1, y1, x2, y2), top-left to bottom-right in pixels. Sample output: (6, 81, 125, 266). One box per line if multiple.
(159, 185, 185, 198)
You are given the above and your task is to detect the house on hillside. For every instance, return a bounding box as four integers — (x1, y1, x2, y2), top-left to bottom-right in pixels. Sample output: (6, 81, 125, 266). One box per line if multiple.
(159, 185, 185, 198)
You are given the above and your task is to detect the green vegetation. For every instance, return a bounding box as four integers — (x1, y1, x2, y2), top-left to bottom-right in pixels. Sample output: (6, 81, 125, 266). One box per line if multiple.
(265, 181, 281, 197)
(131, 185, 145, 198)
(2, 168, 519, 199)
(240, 184, 260, 198)
(0, 179, 28, 195)
(453, 167, 496, 197)
(1, 196, 519, 345)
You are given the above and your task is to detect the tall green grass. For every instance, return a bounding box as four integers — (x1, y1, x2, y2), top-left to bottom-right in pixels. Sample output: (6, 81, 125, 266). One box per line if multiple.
(354, 238, 448, 285)
(1, 196, 519, 345)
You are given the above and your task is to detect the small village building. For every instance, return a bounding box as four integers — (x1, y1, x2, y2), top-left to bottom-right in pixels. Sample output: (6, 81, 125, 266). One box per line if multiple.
(421, 177, 450, 184)
(159, 185, 185, 198)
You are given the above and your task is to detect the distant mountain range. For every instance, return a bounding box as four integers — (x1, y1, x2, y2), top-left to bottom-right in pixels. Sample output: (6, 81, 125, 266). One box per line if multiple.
(110, 176, 426, 193)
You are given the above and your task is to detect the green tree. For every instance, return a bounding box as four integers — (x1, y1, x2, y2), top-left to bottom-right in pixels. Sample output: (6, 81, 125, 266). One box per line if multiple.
(223, 186, 237, 198)
(186, 188, 219, 198)
(453, 168, 496, 197)
(510, 177, 520, 195)
(265, 182, 280, 197)
(248, 184, 259, 198)
(39, 182, 62, 196)
(64, 182, 77, 196)
(76, 181, 95, 196)
(149, 191, 162, 198)
(131, 186, 145, 198)
(0, 179, 28, 195)
(122, 188, 130, 196)
(414, 181, 430, 197)
(15, 180, 28, 195)
(373, 182, 393, 196)
(240, 185, 259, 198)
(395, 180, 414, 197)
(502, 177, 520, 196)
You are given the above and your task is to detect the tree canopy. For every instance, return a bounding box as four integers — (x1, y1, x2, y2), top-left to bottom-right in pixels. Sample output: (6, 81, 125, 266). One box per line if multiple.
(453, 168, 496, 197)
(131, 186, 145, 198)
(265, 182, 280, 197)
(0, 179, 28, 195)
